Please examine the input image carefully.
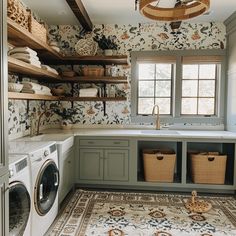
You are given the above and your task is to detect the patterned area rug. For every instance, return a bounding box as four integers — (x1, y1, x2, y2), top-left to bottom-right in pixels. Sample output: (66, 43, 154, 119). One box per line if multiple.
(48, 189, 236, 236)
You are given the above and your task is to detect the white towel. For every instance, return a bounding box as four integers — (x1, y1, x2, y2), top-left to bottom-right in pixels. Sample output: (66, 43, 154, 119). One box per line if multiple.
(21, 88, 52, 96)
(11, 54, 41, 65)
(40, 85, 51, 93)
(41, 65, 59, 75)
(11, 53, 39, 61)
(79, 88, 98, 93)
(8, 47, 37, 57)
(22, 82, 42, 91)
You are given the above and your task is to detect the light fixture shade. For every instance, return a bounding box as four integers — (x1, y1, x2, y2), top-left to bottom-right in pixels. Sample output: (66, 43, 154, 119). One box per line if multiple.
(139, 0, 210, 22)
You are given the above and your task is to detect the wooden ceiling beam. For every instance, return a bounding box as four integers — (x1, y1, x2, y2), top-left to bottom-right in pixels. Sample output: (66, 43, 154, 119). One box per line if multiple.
(66, 0, 93, 32)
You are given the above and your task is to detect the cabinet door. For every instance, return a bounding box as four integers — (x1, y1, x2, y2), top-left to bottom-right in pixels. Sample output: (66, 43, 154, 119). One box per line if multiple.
(79, 149, 104, 180)
(104, 149, 129, 181)
(0, 174, 9, 236)
(59, 148, 74, 204)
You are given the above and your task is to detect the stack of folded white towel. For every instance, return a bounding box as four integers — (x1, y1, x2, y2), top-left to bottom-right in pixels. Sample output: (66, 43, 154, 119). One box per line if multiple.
(79, 88, 98, 97)
(8, 47, 41, 68)
(22, 82, 52, 96)
(41, 65, 59, 75)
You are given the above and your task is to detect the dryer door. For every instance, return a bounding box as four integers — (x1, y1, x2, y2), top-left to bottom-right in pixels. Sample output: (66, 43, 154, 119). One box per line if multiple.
(34, 160, 59, 216)
(9, 181, 31, 236)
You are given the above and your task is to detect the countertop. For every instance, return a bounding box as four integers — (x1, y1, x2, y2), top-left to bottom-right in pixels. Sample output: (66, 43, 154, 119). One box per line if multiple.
(26, 128, 236, 140)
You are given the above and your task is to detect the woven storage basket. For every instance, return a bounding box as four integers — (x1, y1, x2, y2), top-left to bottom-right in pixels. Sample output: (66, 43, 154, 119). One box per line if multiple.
(191, 152, 227, 184)
(28, 11, 47, 43)
(7, 0, 29, 31)
(143, 149, 176, 182)
(82, 67, 104, 76)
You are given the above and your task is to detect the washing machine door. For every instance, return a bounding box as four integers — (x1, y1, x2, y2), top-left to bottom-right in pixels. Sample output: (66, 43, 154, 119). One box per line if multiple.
(9, 181, 31, 236)
(34, 160, 59, 216)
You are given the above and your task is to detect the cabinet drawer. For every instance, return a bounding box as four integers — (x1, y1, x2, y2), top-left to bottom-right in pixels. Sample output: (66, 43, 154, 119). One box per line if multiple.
(79, 139, 129, 147)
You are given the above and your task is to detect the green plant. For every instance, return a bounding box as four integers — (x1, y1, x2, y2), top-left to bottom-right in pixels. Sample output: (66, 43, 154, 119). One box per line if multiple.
(93, 35, 118, 50)
(51, 105, 78, 122)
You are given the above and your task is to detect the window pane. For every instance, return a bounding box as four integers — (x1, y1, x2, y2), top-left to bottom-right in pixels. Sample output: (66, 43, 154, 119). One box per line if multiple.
(199, 80, 215, 97)
(156, 64, 171, 79)
(155, 98, 171, 114)
(199, 64, 216, 79)
(139, 81, 154, 97)
(138, 64, 155, 80)
(198, 98, 215, 115)
(181, 98, 197, 114)
(156, 81, 171, 97)
(138, 98, 154, 114)
(182, 80, 198, 97)
(183, 65, 198, 79)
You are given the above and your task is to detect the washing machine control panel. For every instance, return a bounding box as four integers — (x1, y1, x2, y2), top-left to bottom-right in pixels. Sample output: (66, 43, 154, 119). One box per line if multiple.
(44, 150, 49, 157)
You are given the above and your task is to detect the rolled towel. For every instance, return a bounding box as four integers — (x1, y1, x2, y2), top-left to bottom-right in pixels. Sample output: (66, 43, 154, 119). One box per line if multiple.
(8, 47, 37, 57)
(79, 88, 98, 93)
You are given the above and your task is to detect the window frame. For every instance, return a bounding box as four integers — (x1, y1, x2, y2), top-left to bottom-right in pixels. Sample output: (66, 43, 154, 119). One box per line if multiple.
(131, 49, 226, 125)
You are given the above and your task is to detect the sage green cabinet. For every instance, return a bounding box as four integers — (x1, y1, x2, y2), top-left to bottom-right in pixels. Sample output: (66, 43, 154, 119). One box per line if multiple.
(104, 149, 129, 181)
(78, 141, 129, 182)
(79, 149, 104, 180)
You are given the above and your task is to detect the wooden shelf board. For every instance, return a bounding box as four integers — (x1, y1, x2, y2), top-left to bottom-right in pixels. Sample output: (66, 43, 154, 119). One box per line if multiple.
(61, 76, 128, 83)
(8, 92, 60, 101)
(44, 55, 128, 65)
(8, 57, 62, 81)
(61, 97, 127, 102)
(7, 18, 63, 60)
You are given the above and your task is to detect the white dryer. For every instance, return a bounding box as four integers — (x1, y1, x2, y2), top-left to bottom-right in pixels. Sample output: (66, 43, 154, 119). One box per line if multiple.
(9, 154, 31, 236)
(9, 141, 59, 236)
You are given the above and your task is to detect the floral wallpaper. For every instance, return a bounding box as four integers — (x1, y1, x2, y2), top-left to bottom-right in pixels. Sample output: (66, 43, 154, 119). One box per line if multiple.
(9, 21, 226, 138)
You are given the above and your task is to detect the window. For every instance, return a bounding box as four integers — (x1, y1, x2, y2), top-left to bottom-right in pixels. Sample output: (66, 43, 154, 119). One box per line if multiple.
(138, 63, 173, 115)
(131, 50, 226, 125)
(181, 63, 217, 115)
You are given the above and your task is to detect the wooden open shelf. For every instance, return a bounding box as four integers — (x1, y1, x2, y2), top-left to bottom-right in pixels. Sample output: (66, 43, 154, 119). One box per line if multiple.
(8, 92, 60, 101)
(61, 97, 127, 102)
(61, 76, 128, 83)
(44, 55, 129, 65)
(7, 18, 63, 60)
(8, 57, 62, 81)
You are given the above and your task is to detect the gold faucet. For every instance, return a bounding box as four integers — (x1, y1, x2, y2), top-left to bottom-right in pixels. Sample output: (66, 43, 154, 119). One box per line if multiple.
(36, 110, 50, 136)
(152, 104, 160, 130)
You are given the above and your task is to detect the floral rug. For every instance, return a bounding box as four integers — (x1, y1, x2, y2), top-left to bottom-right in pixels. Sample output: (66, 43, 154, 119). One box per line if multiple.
(48, 189, 236, 236)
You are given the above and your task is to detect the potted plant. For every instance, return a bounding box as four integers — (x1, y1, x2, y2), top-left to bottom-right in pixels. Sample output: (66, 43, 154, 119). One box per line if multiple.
(93, 35, 118, 56)
(51, 105, 78, 130)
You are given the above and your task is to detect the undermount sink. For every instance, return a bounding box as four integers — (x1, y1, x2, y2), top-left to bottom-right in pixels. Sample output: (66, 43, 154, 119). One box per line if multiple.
(140, 130, 179, 135)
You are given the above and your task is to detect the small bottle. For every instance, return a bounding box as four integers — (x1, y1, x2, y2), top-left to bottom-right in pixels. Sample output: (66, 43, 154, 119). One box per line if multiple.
(109, 85, 116, 97)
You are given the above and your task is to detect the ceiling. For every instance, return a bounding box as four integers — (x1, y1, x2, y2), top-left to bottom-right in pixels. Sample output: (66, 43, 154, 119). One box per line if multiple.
(22, 0, 236, 25)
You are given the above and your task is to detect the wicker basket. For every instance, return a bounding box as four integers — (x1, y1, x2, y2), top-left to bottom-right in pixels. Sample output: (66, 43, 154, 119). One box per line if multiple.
(143, 149, 176, 182)
(82, 67, 104, 76)
(190, 152, 227, 184)
(7, 0, 30, 31)
(28, 11, 47, 43)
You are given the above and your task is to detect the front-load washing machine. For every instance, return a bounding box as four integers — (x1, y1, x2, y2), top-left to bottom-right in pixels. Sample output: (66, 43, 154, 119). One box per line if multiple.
(9, 141, 59, 236)
(9, 154, 31, 236)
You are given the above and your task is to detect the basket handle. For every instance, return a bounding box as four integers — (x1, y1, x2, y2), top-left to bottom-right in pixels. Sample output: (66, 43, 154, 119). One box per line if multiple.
(156, 155, 164, 160)
(208, 157, 215, 161)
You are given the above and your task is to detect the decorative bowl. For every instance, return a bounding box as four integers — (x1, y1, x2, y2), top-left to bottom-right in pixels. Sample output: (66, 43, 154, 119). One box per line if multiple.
(75, 34, 98, 56)
(8, 83, 23, 92)
(51, 87, 65, 96)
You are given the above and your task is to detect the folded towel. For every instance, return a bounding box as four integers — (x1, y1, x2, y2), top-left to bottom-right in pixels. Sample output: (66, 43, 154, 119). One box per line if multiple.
(11, 53, 39, 61)
(22, 82, 42, 91)
(40, 85, 51, 93)
(8, 47, 37, 57)
(11, 54, 41, 64)
(41, 65, 59, 75)
(21, 89, 52, 96)
(79, 88, 98, 93)
(79, 94, 97, 97)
